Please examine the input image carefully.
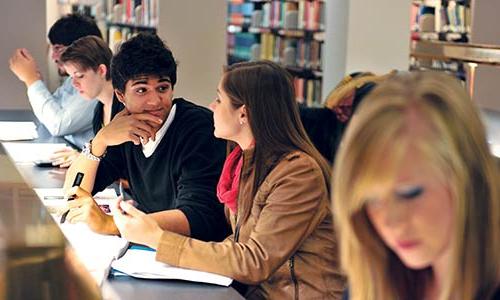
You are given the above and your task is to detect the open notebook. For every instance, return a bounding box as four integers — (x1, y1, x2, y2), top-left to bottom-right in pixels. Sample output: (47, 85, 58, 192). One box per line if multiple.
(111, 245, 233, 287)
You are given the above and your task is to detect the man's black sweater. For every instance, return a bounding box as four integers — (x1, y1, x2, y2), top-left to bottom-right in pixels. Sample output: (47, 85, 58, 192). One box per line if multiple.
(93, 98, 229, 242)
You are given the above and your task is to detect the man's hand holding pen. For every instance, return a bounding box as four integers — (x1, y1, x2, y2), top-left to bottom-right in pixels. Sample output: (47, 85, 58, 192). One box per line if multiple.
(64, 186, 120, 235)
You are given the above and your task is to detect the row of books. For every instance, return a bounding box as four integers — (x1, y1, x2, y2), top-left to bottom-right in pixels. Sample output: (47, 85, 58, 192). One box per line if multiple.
(108, 25, 155, 52)
(106, 0, 159, 27)
(409, 57, 466, 81)
(228, 0, 324, 31)
(260, 33, 322, 70)
(294, 78, 322, 106)
(227, 2, 254, 25)
(411, 1, 471, 35)
(439, 2, 471, 33)
(227, 32, 323, 71)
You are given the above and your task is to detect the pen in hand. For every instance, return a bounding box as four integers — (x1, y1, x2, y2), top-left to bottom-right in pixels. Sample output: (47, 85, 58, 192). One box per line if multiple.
(60, 172, 84, 224)
(119, 181, 126, 200)
(118, 181, 137, 214)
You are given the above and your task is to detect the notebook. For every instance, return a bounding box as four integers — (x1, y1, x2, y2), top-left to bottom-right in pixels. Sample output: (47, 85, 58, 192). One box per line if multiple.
(111, 245, 233, 287)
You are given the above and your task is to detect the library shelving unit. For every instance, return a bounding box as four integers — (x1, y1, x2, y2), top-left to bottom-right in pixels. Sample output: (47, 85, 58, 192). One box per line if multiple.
(56, 0, 159, 52)
(226, 0, 326, 107)
(409, 0, 472, 80)
(409, 0, 500, 111)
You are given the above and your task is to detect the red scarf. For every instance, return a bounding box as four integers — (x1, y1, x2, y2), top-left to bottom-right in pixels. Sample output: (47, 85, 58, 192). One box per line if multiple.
(216, 146, 243, 214)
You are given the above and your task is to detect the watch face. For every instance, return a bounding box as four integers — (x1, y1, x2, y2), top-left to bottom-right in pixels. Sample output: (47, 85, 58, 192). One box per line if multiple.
(83, 143, 91, 154)
(82, 141, 105, 161)
(82, 142, 99, 161)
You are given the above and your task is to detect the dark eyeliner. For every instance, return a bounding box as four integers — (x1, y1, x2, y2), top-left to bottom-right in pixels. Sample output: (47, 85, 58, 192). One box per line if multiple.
(395, 186, 424, 200)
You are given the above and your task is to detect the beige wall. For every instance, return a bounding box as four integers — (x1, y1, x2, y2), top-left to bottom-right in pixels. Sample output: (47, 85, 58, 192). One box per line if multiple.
(322, 0, 349, 99)
(158, 0, 226, 107)
(0, 1, 48, 110)
(345, 0, 411, 74)
(324, 0, 411, 98)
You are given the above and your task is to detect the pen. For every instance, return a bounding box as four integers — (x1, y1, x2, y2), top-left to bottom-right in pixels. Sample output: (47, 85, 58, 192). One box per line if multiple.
(119, 181, 126, 200)
(43, 195, 65, 200)
(118, 181, 137, 214)
(60, 172, 84, 224)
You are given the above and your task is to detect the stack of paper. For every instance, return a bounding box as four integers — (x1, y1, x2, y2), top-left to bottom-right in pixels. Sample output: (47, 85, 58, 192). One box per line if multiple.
(111, 247, 233, 286)
(2, 142, 67, 163)
(0, 121, 38, 141)
(60, 222, 129, 285)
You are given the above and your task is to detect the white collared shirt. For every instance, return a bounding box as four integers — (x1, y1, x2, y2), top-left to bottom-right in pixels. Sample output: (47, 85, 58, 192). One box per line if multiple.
(142, 104, 177, 158)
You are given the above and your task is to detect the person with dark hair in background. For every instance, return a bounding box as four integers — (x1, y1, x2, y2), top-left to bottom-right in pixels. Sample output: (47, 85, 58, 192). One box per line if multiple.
(55, 36, 124, 168)
(112, 61, 346, 299)
(63, 33, 229, 243)
(8, 14, 101, 149)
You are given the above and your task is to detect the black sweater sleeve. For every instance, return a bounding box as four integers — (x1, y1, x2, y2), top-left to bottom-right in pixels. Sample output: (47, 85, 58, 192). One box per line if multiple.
(172, 106, 230, 242)
(91, 144, 126, 195)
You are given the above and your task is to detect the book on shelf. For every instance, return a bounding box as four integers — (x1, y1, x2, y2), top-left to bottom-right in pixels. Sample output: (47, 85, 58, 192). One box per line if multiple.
(411, 0, 471, 41)
(105, 0, 158, 51)
(107, 0, 158, 27)
(410, 0, 471, 80)
(226, 0, 325, 106)
(59, 0, 159, 52)
(294, 77, 322, 106)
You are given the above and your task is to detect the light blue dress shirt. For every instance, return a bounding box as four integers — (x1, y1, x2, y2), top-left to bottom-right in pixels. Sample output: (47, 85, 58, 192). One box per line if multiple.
(27, 77, 97, 148)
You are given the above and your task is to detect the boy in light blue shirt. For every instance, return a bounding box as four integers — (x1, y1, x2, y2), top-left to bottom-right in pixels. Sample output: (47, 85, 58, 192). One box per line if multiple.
(9, 14, 101, 149)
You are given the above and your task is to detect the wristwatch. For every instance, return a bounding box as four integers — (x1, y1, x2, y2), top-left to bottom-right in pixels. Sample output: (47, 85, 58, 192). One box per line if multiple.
(82, 140, 106, 161)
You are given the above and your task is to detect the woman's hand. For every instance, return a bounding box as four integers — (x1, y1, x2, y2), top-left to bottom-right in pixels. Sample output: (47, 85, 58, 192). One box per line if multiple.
(50, 147, 79, 168)
(113, 199, 163, 249)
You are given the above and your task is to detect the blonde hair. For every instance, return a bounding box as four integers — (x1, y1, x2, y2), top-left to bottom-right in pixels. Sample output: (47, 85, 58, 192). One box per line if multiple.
(324, 71, 395, 110)
(333, 71, 500, 300)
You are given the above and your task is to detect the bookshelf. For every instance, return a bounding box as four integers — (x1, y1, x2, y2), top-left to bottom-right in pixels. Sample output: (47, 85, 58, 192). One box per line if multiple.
(55, 0, 159, 52)
(409, 0, 472, 80)
(409, 0, 500, 112)
(226, 0, 326, 107)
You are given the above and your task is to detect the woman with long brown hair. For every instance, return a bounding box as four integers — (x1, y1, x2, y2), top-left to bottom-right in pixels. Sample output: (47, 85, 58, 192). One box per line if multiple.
(113, 60, 345, 299)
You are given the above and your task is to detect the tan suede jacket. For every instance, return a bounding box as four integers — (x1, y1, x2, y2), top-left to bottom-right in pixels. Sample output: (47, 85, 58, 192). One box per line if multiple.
(156, 150, 345, 299)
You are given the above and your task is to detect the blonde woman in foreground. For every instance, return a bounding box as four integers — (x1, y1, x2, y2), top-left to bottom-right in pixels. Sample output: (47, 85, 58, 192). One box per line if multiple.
(333, 72, 500, 300)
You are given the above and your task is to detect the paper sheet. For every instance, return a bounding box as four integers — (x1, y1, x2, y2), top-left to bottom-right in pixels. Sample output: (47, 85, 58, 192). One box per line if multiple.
(35, 188, 128, 285)
(60, 222, 129, 285)
(2, 142, 68, 163)
(489, 143, 500, 158)
(111, 247, 233, 286)
(34, 188, 118, 214)
(0, 121, 38, 141)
